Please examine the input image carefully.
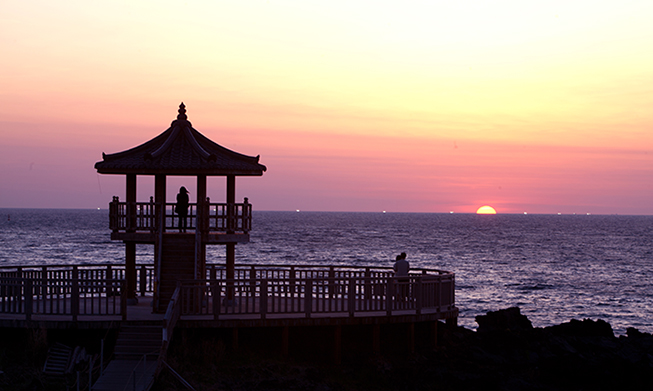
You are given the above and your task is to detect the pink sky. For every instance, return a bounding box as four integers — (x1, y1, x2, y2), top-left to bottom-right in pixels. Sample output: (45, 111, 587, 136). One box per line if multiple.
(1, 1, 652, 214)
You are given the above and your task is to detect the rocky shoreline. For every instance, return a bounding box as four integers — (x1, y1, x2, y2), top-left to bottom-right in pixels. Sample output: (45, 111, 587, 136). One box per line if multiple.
(153, 307, 653, 390)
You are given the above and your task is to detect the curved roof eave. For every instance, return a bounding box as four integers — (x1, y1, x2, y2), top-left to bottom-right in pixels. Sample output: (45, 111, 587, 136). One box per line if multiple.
(94, 103, 267, 176)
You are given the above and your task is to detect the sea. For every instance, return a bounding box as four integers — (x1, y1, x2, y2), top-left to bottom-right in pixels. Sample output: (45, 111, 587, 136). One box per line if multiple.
(1, 208, 652, 335)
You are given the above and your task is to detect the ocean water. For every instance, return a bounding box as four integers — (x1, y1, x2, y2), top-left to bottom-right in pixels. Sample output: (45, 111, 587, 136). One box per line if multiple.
(1, 208, 652, 335)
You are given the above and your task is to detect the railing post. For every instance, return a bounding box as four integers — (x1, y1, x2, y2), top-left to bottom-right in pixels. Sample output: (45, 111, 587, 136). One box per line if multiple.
(328, 267, 335, 298)
(439, 276, 444, 311)
(260, 279, 268, 320)
(72, 266, 79, 321)
(139, 265, 146, 296)
(41, 266, 48, 311)
(386, 277, 393, 316)
(212, 279, 220, 320)
(106, 265, 114, 297)
(364, 268, 372, 305)
(289, 266, 296, 298)
(149, 196, 155, 232)
(243, 197, 250, 233)
(250, 266, 256, 298)
(304, 279, 313, 318)
(25, 279, 32, 321)
(121, 281, 127, 321)
(348, 277, 355, 317)
(110, 196, 119, 232)
(415, 277, 422, 315)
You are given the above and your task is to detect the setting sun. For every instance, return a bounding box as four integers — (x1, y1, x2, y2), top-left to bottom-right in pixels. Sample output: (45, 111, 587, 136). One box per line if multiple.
(476, 205, 497, 214)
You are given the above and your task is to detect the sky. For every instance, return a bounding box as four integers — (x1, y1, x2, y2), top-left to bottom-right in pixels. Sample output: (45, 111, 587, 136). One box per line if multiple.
(1, 0, 652, 214)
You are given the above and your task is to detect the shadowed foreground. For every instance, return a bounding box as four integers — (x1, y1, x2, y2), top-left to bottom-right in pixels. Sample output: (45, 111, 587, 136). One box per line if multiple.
(153, 307, 653, 391)
(2, 307, 652, 390)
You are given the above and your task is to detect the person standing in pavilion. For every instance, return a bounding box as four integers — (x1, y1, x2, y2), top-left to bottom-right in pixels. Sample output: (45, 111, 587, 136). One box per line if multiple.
(176, 186, 189, 232)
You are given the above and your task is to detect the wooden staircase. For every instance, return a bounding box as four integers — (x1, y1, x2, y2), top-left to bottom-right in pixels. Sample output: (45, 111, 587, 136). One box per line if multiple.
(92, 325, 161, 391)
(43, 343, 73, 378)
(158, 234, 196, 310)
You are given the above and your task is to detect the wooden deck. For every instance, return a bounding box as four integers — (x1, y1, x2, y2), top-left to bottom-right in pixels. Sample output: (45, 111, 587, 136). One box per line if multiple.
(0, 264, 458, 329)
(0, 295, 457, 328)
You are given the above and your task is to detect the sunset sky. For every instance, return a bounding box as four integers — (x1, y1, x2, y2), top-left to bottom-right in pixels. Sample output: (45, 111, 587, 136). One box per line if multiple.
(1, 1, 652, 214)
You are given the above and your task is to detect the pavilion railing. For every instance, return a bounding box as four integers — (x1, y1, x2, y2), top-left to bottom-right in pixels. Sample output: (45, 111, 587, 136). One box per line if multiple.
(109, 197, 252, 233)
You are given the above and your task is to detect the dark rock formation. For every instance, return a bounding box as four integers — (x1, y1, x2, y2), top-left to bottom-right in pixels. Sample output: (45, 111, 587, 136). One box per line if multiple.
(475, 306, 533, 333)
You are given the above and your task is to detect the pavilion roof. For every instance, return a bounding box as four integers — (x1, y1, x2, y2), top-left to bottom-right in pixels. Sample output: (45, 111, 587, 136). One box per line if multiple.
(95, 103, 266, 176)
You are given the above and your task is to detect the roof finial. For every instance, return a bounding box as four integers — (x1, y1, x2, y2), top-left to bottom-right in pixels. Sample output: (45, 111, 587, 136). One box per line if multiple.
(177, 102, 187, 120)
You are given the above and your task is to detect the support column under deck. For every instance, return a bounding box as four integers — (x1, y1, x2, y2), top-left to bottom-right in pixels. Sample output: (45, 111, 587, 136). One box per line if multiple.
(226, 175, 236, 300)
(125, 242, 137, 304)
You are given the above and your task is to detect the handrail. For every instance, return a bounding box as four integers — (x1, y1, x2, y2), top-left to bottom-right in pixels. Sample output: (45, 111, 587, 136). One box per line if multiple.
(156, 284, 182, 381)
(116, 349, 159, 391)
(162, 284, 181, 344)
(161, 361, 197, 391)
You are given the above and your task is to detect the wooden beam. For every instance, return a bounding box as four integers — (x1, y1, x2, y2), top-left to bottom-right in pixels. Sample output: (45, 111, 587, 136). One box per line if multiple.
(281, 326, 289, 357)
(333, 325, 342, 365)
(126, 174, 137, 233)
(372, 324, 381, 355)
(196, 175, 207, 279)
(154, 174, 166, 312)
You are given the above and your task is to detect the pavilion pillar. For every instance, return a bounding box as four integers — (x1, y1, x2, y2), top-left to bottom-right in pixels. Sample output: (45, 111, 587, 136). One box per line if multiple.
(125, 174, 137, 303)
(226, 175, 236, 233)
(126, 174, 137, 232)
(154, 174, 167, 310)
(195, 175, 207, 279)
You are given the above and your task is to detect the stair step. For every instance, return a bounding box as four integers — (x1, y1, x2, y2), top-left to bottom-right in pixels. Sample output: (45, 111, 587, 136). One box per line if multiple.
(43, 343, 73, 376)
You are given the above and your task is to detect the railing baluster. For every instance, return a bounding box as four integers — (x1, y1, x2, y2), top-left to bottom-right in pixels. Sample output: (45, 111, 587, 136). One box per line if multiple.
(25, 279, 32, 321)
(260, 279, 268, 319)
(72, 266, 79, 321)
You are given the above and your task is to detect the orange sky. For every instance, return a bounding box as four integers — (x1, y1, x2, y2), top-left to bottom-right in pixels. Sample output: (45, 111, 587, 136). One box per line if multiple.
(1, 1, 652, 214)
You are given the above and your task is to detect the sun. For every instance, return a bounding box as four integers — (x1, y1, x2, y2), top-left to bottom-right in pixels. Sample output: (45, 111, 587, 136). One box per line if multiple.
(476, 205, 497, 214)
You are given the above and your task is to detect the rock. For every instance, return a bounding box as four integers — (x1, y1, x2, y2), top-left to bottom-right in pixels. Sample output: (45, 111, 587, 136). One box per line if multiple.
(626, 327, 653, 339)
(546, 318, 614, 338)
(475, 307, 533, 333)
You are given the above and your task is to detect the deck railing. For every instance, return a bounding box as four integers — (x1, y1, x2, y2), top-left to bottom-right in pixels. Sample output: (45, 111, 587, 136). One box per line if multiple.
(0, 264, 155, 297)
(0, 275, 125, 321)
(180, 269, 455, 319)
(109, 197, 252, 233)
(0, 264, 456, 321)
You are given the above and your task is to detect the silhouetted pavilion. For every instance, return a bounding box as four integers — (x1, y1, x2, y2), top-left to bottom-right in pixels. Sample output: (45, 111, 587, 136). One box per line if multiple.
(95, 103, 266, 311)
